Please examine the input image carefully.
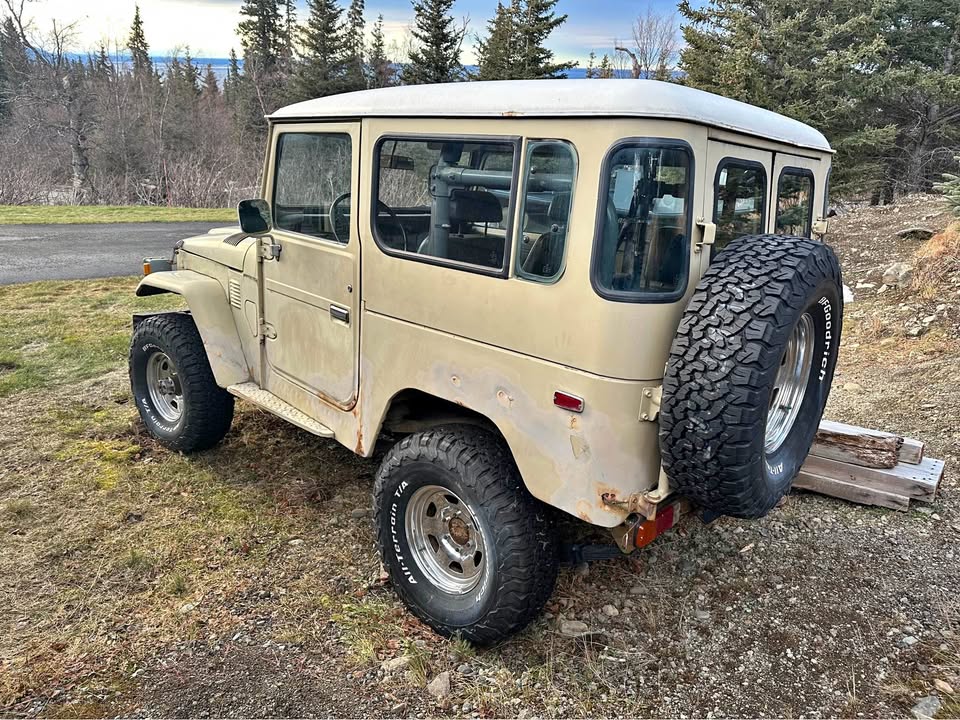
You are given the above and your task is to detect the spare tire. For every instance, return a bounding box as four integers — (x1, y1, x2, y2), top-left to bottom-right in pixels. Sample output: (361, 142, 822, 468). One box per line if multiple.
(659, 234, 843, 518)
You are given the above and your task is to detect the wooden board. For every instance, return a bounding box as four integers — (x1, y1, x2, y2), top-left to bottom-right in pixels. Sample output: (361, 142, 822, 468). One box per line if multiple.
(815, 419, 925, 466)
(899, 436, 925, 465)
(793, 471, 911, 511)
(800, 454, 944, 502)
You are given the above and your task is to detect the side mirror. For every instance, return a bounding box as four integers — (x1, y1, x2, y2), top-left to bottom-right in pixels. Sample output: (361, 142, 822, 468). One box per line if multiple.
(238, 198, 272, 235)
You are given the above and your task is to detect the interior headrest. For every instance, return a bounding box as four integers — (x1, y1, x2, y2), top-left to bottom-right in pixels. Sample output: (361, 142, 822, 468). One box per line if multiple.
(548, 192, 571, 223)
(449, 189, 502, 224)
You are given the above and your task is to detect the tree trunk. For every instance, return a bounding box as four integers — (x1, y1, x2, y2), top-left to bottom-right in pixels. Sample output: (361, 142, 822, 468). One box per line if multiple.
(65, 86, 91, 205)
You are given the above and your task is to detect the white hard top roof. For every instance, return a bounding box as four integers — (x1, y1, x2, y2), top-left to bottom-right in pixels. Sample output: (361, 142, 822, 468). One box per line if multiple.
(270, 79, 832, 153)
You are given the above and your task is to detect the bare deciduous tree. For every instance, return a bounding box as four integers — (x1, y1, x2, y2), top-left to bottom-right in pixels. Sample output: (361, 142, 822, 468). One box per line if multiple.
(614, 4, 679, 81)
(3, 0, 95, 202)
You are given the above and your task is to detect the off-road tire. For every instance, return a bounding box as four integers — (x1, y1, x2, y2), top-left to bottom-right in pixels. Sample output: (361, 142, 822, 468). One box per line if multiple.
(373, 425, 558, 645)
(129, 313, 234, 452)
(659, 235, 843, 518)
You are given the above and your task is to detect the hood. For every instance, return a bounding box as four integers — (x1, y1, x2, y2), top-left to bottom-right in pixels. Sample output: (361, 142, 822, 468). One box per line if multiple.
(178, 226, 251, 270)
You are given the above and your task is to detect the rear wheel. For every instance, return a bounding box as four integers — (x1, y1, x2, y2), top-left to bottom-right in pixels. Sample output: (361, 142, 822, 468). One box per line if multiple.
(659, 235, 842, 518)
(129, 313, 234, 452)
(373, 426, 557, 645)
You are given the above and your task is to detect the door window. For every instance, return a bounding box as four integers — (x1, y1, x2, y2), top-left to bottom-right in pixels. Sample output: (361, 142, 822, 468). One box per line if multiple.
(273, 132, 353, 243)
(776, 168, 814, 237)
(373, 137, 518, 272)
(516, 141, 577, 282)
(593, 141, 691, 300)
(714, 160, 767, 251)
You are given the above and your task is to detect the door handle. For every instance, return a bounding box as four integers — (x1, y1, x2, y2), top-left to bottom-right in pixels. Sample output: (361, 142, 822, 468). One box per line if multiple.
(329, 304, 350, 324)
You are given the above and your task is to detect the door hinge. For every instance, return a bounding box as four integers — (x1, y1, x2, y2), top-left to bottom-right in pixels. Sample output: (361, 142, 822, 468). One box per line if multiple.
(639, 385, 662, 422)
(258, 237, 282, 261)
(694, 218, 716, 254)
(259, 322, 277, 340)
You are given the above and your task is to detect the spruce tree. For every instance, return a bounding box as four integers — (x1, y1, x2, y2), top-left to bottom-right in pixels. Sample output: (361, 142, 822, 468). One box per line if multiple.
(512, 0, 575, 78)
(935, 157, 960, 216)
(202, 64, 219, 99)
(343, 0, 366, 91)
(128, 4, 152, 77)
(236, 0, 288, 135)
(295, 0, 347, 100)
(475, 2, 515, 80)
(679, 0, 896, 194)
(94, 44, 111, 78)
(368, 14, 395, 88)
(238, 0, 286, 75)
(281, 0, 297, 72)
(597, 52, 614, 78)
(402, 0, 464, 84)
(584, 50, 597, 79)
(225, 48, 241, 105)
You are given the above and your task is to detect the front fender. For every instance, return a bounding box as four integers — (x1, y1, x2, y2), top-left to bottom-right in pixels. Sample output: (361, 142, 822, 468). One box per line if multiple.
(136, 270, 251, 386)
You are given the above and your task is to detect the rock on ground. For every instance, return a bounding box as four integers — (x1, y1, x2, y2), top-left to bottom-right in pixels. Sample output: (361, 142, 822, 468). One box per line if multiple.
(427, 671, 451, 699)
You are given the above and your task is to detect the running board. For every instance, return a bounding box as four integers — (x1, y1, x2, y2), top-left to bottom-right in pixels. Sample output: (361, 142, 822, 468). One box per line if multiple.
(227, 382, 335, 438)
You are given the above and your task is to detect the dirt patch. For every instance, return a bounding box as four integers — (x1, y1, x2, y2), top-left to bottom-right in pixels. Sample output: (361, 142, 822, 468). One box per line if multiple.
(2, 199, 960, 718)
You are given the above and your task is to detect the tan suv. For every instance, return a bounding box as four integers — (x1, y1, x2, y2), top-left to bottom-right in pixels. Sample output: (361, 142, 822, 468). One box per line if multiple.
(130, 79, 842, 643)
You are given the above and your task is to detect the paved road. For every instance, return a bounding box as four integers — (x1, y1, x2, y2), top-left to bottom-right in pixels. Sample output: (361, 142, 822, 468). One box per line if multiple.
(0, 222, 228, 285)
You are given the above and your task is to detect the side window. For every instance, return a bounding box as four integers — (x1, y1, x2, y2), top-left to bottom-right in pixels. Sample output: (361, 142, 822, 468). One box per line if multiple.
(273, 132, 352, 243)
(374, 137, 517, 271)
(594, 142, 691, 299)
(516, 141, 576, 282)
(713, 160, 766, 251)
(776, 169, 814, 237)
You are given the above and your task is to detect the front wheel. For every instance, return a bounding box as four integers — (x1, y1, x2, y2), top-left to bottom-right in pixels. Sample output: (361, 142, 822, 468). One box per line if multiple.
(129, 313, 234, 452)
(373, 426, 558, 645)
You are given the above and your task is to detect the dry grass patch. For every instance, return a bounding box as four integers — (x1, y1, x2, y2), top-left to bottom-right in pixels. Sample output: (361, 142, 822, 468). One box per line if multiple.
(0, 205, 235, 225)
(913, 221, 960, 294)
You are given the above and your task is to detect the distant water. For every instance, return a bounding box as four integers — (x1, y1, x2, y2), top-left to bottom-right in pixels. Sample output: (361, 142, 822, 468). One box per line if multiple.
(86, 54, 648, 86)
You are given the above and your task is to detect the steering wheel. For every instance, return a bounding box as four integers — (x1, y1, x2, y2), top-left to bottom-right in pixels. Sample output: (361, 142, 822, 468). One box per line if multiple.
(330, 192, 352, 244)
(329, 193, 407, 249)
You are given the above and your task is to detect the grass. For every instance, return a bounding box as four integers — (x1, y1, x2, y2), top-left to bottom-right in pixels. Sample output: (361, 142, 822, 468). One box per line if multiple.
(0, 205, 236, 225)
(0, 277, 182, 396)
(1, 275, 953, 717)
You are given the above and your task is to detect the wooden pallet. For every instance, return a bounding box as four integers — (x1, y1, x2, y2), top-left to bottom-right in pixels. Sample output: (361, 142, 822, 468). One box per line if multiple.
(794, 420, 944, 511)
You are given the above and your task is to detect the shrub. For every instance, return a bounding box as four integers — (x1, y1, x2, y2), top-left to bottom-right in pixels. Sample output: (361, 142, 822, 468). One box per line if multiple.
(935, 156, 960, 217)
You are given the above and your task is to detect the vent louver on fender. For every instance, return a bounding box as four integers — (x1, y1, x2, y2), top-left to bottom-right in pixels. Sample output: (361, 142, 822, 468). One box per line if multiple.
(228, 279, 242, 309)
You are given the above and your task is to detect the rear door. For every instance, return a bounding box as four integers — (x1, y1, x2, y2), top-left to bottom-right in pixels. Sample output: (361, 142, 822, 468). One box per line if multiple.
(261, 122, 361, 409)
(700, 141, 772, 274)
(771, 153, 821, 238)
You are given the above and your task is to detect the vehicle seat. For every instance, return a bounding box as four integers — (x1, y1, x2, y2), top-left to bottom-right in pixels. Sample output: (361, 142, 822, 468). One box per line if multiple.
(596, 196, 621, 288)
(420, 189, 506, 267)
(521, 191, 570, 277)
(449, 189, 503, 231)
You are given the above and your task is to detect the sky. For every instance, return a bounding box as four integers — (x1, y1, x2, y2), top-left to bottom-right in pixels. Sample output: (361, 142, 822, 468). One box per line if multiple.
(14, 0, 687, 66)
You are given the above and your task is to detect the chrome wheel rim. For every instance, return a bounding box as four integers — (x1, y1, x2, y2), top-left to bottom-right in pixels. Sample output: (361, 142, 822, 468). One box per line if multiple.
(146, 351, 183, 424)
(765, 313, 815, 454)
(405, 485, 487, 594)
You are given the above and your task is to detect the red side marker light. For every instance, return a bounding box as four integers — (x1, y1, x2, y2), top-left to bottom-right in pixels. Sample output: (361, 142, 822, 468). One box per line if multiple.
(553, 391, 584, 413)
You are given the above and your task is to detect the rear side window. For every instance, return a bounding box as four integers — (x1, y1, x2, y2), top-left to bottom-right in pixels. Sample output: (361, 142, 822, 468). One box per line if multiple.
(273, 132, 352, 243)
(373, 137, 517, 272)
(776, 168, 814, 237)
(516, 141, 576, 282)
(714, 160, 766, 251)
(593, 142, 692, 300)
